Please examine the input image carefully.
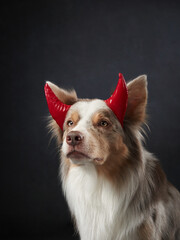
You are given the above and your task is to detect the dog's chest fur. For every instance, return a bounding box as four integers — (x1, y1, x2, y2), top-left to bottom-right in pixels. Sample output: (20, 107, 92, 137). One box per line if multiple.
(62, 164, 142, 240)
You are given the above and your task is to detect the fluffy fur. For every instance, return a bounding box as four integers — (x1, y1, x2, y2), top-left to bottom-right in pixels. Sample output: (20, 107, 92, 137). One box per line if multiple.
(47, 75, 180, 240)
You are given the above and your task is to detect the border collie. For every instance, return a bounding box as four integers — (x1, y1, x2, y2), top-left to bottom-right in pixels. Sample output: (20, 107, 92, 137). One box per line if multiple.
(44, 74, 180, 240)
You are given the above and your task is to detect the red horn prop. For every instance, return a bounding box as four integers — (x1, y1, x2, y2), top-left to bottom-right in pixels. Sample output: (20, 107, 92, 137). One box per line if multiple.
(44, 73, 127, 130)
(44, 83, 71, 130)
(105, 73, 128, 127)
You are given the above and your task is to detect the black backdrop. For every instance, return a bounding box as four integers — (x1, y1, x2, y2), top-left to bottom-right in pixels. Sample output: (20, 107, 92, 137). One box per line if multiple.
(1, 1, 180, 239)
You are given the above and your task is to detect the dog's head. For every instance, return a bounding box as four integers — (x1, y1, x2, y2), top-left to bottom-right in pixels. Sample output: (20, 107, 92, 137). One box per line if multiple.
(45, 74, 147, 179)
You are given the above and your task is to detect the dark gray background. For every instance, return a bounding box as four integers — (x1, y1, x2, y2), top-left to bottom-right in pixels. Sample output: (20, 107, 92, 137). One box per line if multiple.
(1, 0, 180, 239)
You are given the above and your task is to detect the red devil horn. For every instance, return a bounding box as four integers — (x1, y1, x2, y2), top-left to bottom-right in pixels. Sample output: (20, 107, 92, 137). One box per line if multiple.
(105, 73, 128, 127)
(44, 82, 71, 130)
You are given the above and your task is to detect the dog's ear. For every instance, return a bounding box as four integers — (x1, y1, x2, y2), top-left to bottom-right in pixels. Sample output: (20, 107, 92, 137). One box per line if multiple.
(46, 81, 78, 143)
(124, 75, 147, 127)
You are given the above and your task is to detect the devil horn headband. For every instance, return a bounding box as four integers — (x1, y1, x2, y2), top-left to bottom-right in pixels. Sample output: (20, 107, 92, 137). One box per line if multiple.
(44, 73, 128, 130)
(44, 83, 71, 130)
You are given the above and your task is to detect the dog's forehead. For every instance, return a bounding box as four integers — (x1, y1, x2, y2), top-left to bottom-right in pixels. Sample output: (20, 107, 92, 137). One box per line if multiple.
(68, 99, 109, 119)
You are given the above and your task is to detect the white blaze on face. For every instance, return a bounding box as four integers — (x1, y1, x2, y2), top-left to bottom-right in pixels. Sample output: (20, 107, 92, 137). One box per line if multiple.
(61, 99, 111, 164)
(69, 99, 108, 130)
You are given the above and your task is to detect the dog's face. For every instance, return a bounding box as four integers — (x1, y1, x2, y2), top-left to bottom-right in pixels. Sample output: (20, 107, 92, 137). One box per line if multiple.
(47, 75, 147, 179)
(61, 99, 125, 166)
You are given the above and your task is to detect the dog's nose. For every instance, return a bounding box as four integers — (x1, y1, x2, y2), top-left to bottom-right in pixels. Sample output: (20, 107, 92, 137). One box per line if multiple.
(66, 131, 84, 146)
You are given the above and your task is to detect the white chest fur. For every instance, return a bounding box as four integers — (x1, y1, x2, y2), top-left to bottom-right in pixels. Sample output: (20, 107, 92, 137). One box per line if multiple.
(62, 164, 140, 240)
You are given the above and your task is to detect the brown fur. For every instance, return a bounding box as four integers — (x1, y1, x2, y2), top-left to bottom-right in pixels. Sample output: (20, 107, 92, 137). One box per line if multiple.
(125, 75, 148, 125)
(71, 111, 80, 124)
(138, 221, 153, 240)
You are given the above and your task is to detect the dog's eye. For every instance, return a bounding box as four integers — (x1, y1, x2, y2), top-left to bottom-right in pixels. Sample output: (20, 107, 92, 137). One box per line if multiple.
(67, 120, 73, 126)
(99, 120, 109, 127)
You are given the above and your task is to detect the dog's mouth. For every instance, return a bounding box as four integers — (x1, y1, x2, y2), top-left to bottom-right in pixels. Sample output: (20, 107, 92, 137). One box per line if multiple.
(66, 150, 104, 165)
(67, 150, 91, 160)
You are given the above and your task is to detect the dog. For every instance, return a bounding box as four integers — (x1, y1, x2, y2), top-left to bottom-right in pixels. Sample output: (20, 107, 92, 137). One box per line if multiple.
(44, 74, 180, 240)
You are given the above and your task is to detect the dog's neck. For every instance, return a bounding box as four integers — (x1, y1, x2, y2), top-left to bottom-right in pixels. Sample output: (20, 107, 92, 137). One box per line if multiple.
(62, 162, 143, 240)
